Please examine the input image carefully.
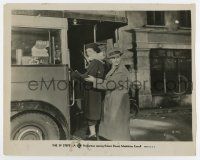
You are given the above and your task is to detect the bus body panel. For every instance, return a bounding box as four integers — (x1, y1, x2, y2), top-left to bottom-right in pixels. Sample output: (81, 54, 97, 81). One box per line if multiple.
(11, 65, 70, 128)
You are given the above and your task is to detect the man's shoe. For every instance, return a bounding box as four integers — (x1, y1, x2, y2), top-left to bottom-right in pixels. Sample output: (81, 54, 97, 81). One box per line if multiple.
(98, 136, 110, 141)
(86, 135, 97, 141)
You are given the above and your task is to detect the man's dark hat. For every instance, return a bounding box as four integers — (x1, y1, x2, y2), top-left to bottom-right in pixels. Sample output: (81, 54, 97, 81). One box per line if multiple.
(107, 47, 123, 59)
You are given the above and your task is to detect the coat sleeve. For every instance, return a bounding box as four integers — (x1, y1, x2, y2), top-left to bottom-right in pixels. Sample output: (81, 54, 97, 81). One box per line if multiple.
(81, 60, 100, 78)
(71, 61, 99, 80)
(71, 70, 82, 80)
(93, 71, 129, 91)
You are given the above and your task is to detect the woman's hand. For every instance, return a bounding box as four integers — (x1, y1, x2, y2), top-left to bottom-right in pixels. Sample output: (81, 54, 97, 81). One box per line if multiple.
(84, 75, 95, 82)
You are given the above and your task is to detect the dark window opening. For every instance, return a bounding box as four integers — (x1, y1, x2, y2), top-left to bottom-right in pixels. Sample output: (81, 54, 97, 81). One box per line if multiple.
(150, 49, 192, 95)
(179, 11, 191, 28)
(147, 11, 165, 26)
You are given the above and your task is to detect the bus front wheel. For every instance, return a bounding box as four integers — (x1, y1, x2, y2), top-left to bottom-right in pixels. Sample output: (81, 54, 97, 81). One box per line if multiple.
(11, 112, 60, 140)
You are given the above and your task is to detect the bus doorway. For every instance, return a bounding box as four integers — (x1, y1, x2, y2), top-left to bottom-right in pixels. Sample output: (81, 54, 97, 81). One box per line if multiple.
(68, 19, 125, 139)
(68, 24, 94, 73)
(68, 22, 95, 139)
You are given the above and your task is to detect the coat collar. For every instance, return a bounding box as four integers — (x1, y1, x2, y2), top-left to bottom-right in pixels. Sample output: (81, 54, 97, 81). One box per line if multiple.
(106, 63, 128, 78)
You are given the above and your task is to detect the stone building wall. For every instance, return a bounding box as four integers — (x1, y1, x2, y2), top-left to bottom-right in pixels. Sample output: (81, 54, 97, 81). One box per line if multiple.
(118, 11, 191, 108)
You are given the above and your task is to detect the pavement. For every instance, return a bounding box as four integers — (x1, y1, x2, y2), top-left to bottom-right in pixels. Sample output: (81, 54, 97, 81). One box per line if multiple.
(72, 107, 192, 141)
(130, 107, 192, 141)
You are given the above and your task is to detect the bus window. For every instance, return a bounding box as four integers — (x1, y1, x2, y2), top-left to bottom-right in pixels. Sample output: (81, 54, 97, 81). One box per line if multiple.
(11, 27, 62, 65)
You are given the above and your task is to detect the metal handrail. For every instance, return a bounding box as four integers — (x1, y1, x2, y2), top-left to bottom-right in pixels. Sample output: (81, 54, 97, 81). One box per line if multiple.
(69, 80, 75, 106)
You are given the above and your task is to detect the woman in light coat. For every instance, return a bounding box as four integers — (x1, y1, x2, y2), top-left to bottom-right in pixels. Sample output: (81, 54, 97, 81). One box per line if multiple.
(85, 48, 131, 141)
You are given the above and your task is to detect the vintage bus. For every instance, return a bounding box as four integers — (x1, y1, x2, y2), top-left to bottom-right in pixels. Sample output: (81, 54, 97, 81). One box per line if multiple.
(10, 10, 128, 140)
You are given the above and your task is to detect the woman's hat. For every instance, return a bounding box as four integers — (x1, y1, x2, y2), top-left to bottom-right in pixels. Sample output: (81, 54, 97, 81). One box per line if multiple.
(85, 43, 101, 53)
(107, 47, 123, 59)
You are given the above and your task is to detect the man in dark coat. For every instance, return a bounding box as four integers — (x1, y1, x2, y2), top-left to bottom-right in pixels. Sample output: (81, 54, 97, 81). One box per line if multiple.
(71, 43, 110, 140)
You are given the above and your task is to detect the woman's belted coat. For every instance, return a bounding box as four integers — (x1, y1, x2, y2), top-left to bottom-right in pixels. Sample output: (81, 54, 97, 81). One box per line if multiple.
(71, 59, 110, 120)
